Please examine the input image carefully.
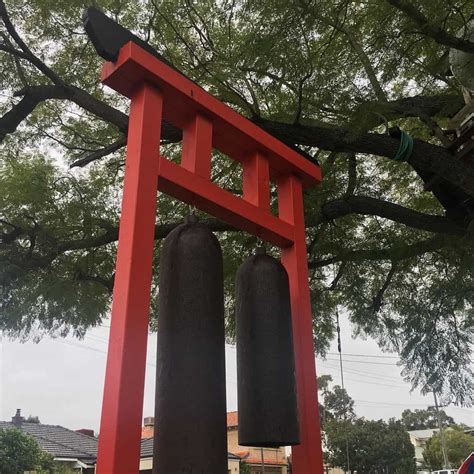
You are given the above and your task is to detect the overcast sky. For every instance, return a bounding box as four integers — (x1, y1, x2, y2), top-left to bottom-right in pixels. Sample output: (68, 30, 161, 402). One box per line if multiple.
(1, 313, 472, 432)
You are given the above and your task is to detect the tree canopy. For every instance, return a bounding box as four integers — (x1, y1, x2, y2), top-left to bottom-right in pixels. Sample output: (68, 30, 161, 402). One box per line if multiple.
(0, 0, 473, 404)
(0, 428, 54, 474)
(423, 426, 474, 470)
(325, 417, 416, 473)
(400, 408, 455, 431)
(319, 376, 416, 473)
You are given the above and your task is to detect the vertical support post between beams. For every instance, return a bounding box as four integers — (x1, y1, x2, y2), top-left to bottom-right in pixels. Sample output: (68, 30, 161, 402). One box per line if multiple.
(96, 83, 163, 474)
(278, 174, 324, 474)
(243, 151, 270, 210)
(181, 113, 213, 179)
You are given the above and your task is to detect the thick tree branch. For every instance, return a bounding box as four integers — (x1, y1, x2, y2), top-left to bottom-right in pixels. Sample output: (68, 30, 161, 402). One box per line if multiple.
(371, 263, 397, 312)
(256, 118, 474, 199)
(76, 270, 114, 292)
(344, 153, 357, 197)
(0, 0, 63, 84)
(386, 0, 474, 53)
(56, 218, 235, 253)
(321, 195, 466, 236)
(351, 94, 465, 130)
(309, 235, 453, 268)
(0, 84, 180, 145)
(0, 86, 69, 141)
(331, 22, 387, 102)
(70, 136, 127, 168)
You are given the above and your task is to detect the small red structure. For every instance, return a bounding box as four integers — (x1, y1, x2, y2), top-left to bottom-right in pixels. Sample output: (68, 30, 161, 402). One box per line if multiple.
(96, 41, 324, 473)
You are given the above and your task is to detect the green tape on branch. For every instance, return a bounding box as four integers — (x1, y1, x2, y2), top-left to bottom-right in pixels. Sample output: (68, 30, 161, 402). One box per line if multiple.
(393, 130, 413, 162)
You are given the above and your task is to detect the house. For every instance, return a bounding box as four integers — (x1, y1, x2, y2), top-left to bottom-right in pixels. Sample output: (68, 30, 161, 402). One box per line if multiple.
(226, 411, 289, 474)
(138, 437, 241, 473)
(0, 409, 97, 473)
(409, 427, 474, 473)
(139, 416, 241, 473)
(408, 428, 440, 472)
(1, 410, 241, 473)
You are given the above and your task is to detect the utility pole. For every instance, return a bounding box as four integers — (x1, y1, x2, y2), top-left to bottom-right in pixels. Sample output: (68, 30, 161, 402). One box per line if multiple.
(336, 310, 351, 474)
(260, 447, 266, 474)
(433, 391, 451, 469)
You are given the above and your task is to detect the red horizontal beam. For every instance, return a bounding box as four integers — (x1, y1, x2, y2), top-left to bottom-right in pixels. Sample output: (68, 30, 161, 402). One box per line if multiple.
(101, 42, 321, 189)
(157, 157, 294, 248)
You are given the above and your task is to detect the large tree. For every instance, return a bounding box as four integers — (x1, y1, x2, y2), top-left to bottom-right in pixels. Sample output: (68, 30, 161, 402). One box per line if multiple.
(0, 1, 473, 404)
(321, 375, 416, 472)
(317, 374, 355, 426)
(325, 417, 416, 473)
(0, 428, 54, 474)
(423, 426, 474, 470)
(400, 408, 455, 431)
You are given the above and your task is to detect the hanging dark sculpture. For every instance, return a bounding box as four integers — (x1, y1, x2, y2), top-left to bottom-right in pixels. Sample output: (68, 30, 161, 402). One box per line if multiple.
(153, 216, 227, 474)
(235, 248, 300, 447)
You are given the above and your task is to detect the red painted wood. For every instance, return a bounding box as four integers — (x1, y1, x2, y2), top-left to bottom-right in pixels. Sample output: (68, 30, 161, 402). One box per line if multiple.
(182, 113, 213, 179)
(243, 151, 270, 211)
(97, 40, 325, 474)
(96, 83, 162, 474)
(101, 41, 321, 188)
(278, 175, 324, 474)
(157, 156, 293, 248)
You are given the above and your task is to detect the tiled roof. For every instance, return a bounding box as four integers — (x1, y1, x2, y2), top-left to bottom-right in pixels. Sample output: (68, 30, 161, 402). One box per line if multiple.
(407, 428, 439, 440)
(140, 437, 242, 461)
(0, 421, 97, 463)
(227, 411, 238, 428)
(235, 450, 250, 458)
(141, 437, 154, 458)
(0, 419, 250, 464)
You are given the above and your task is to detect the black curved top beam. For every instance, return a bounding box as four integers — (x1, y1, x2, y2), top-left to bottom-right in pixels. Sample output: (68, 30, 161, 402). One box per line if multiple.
(83, 7, 171, 66)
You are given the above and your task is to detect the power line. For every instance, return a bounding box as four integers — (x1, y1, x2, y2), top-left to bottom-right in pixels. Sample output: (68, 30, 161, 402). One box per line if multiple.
(327, 352, 398, 359)
(324, 357, 399, 366)
(50, 338, 158, 368)
(319, 360, 403, 382)
(354, 399, 430, 408)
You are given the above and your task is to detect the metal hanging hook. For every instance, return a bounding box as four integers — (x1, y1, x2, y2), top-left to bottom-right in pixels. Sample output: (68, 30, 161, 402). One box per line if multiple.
(185, 204, 198, 224)
(256, 236, 266, 255)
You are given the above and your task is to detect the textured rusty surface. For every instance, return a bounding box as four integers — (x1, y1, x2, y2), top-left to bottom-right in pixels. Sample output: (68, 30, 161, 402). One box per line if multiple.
(235, 251, 300, 447)
(153, 220, 227, 473)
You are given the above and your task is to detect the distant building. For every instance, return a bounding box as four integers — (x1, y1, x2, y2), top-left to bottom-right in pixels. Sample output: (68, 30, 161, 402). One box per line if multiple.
(408, 427, 474, 473)
(226, 411, 289, 474)
(0, 409, 97, 472)
(139, 415, 241, 473)
(138, 436, 240, 474)
(408, 428, 440, 472)
(1, 410, 241, 473)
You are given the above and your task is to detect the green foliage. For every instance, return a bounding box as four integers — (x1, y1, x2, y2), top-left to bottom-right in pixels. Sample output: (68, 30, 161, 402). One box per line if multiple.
(0, 0, 473, 404)
(317, 375, 355, 427)
(325, 418, 416, 473)
(239, 461, 251, 474)
(0, 155, 116, 339)
(0, 428, 55, 474)
(26, 415, 41, 424)
(423, 426, 474, 470)
(319, 376, 416, 472)
(400, 408, 455, 430)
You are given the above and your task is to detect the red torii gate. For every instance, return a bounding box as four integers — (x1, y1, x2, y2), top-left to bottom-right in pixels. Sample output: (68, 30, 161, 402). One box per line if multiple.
(94, 37, 324, 474)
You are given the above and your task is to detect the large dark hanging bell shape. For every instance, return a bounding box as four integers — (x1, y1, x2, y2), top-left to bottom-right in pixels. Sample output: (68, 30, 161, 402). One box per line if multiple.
(235, 248, 300, 447)
(153, 216, 227, 474)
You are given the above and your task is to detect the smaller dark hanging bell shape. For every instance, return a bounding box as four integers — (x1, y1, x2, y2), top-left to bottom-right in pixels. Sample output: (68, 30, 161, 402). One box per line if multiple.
(235, 248, 300, 447)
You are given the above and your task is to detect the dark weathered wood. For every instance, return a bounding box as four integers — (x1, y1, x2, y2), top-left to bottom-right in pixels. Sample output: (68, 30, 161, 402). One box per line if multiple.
(83, 7, 172, 65)
(235, 250, 300, 447)
(153, 218, 227, 473)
